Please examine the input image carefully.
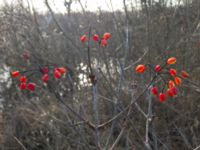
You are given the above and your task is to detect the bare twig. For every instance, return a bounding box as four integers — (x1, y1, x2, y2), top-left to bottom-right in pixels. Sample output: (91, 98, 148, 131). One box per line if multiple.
(93, 84, 101, 149)
(108, 75, 157, 149)
(14, 136, 28, 150)
(44, 0, 80, 51)
(124, 49, 149, 71)
(145, 86, 154, 150)
(193, 144, 200, 150)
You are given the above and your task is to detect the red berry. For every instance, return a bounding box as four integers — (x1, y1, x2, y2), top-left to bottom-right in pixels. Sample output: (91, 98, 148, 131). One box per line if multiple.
(181, 71, 189, 78)
(42, 74, 49, 83)
(167, 88, 174, 97)
(27, 82, 36, 91)
(169, 68, 177, 77)
(11, 71, 20, 78)
(20, 83, 26, 90)
(93, 34, 99, 42)
(159, 93, 166, 102)
(20, 76, 27, 83)
(151, 87, 159, 95)
(54, 69, 62, 79)
(171, 86, 178, 95)
(174, 77, 182, 86)
(168, 80, 175, 88)
(101, 39, 108, 47)
(155, 65, 162, 72)
(103, 32, 111, 40)
(41, 67, 49, 74)
(135, 64, 146, 73)
(57, 67, 67, 75)
(167, 57, 176, 65)
(80, 35, 87, 42)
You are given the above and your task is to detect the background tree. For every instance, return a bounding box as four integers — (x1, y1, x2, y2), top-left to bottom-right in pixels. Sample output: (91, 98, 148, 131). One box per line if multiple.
(0, 0, 200, 149)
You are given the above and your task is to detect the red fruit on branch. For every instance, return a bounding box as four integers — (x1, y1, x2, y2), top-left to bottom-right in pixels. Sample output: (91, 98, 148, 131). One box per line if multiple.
(54, 69, 62, 79)
(169, 68, 177, 77)
(151, 87, 159, 95)
(20, 76, 27, 83)
(93, 34, 99, 42)
(27, 82, 36, 91)
(41, 67, 49, 74)
(42, 74, 49, 83)
(57, 67, 67, 75)
(80, 35, 87, 42)
(101, 39, 108, 47)
(174, 77, 182, 86)
(103, 32, 111, 40)
(167, 57, 176, 65)
(168, 80, 175, 89)
(11, 71, 20, 78)
(171, 86, 178, 95)
(167, 88, 174, 97)
(159, 93, 166, 102)
(181, 71, 189, 78)
(155, 65, 162, 72)
(20, 83, 26, 90)
(135, 64, 146, 73)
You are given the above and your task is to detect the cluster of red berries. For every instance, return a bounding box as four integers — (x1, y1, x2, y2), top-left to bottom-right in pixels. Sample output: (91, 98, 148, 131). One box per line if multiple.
(80, 32, 111, 47)
(135, 57, 189, 102)
(11, 67, 68, 91)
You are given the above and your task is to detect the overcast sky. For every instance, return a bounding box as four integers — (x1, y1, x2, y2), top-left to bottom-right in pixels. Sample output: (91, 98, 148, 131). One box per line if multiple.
(0, 0, 135, 13)
(0, 0, 182, 13)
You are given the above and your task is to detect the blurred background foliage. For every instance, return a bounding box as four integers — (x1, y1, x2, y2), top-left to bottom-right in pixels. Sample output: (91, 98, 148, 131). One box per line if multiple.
(0, 0, 200, 149)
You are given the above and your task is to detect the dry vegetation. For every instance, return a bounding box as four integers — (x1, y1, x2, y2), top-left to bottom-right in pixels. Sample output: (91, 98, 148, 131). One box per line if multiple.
(0, 0, 200, 149)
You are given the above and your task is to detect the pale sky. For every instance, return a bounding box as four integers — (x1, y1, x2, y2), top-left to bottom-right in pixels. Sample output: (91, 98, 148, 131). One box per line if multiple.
(0, 0, 181, 13)
(0, 0, 133, 13)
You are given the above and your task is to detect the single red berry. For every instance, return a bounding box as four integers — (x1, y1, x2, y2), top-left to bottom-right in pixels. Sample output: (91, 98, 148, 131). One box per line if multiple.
(135, 64, 146, 73)
(151, 87, 159, 95)
(41, 67, 49, 74)
(168, 80, 175, 88)
(167, 88, 174, 97)
(167, 57, 176, 65)
(57, 67, 67, 75)
(20, 83, 26, 90)
(54, 69, 62, 79)
(181, 71, 189, 78)
(155, 65, 162, 72)
(103, 32, 111, 40)
(20, 76, 27, 83)
(159, 93, 166, 102)
(27, 82, 36, 91)
(80, 35, 87, 42)
(42, 74, 49, 83)
(171, 86, 178, 95)
(101, 39, 108, 47)
(169, 68, 177, 77)
(93, 34, 99, 42)
(174, 77, 182, 86)
(11, 71, 20, 78)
